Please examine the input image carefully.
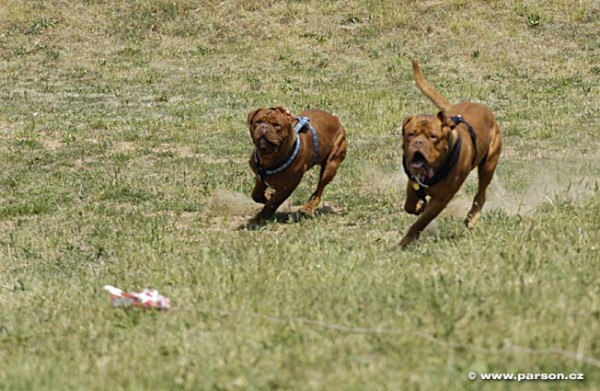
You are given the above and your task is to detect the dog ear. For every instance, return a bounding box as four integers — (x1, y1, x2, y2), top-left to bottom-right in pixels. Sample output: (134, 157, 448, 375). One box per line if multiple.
(273, 106, 294, 121)
(247, 108, 262, 126)
(401, 116, 414, 134)
(437, 111, 457, 130)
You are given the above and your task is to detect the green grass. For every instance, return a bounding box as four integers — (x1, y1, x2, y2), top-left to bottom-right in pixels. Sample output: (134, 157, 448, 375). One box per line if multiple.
(1, 0, 599, 390)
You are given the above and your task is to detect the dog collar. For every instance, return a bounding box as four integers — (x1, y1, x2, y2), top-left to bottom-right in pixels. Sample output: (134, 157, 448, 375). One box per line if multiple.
(253, 116, 319, 184)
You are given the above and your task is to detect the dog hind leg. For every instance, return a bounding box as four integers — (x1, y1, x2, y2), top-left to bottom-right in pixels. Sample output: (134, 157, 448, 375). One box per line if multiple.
(466, 128, 502, 229)
(301, 130, 347, 215)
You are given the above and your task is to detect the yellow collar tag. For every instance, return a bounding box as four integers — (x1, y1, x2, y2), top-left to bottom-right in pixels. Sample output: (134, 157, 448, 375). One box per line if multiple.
(412, 183, 420, 191)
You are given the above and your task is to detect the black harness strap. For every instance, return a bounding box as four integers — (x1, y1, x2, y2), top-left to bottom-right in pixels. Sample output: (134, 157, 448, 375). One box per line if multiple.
(450, 115, 477, 167)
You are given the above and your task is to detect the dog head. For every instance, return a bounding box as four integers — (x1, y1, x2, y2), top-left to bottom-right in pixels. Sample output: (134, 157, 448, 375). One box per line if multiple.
(247, 106, 295, 156)
(402, 112, 457, 179)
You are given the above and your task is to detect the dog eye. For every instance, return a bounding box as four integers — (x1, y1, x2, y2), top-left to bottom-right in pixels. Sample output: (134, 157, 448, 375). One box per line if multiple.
(406, 132, 415, 138)
(274, 123, 281, 129)
(429, 134, 438, 140)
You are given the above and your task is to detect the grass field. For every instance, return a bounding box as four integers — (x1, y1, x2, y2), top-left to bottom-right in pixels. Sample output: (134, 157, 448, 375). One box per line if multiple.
(1, 0, 599, 390)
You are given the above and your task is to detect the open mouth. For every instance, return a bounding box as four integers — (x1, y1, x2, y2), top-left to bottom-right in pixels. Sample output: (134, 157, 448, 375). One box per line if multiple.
(409, 151, 436, 178)
(256, 138, 277, 154)
(410, 152, 427, 169)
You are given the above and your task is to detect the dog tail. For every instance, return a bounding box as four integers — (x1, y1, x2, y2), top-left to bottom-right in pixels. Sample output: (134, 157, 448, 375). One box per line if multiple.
(412, 60, 452, 112)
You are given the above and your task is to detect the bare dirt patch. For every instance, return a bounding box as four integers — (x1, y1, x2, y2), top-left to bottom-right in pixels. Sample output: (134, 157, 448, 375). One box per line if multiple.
(41, 139, 63, 151)
(153, 144, 196, 158)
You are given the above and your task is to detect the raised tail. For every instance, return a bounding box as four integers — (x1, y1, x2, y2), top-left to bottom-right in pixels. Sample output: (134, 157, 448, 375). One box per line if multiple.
(411, 60, 452, 112)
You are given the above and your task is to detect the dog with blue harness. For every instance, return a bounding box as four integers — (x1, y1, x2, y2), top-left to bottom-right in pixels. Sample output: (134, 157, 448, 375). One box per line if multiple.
(247, 107, 347, 225)
(399, 61, 502, 247)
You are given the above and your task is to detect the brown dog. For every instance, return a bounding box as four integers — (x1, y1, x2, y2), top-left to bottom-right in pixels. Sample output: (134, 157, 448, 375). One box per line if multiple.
(247, 107, 347, 225)
(400, 60, 502, 247)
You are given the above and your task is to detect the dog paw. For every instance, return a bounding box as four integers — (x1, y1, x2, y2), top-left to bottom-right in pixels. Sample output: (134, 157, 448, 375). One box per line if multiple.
(465, 212, 480, 230)
(300, 205, 316, 216)
(241, 216, 267, 230)
(399, 234, 418, 249)
(251, 194, 268, 204)
(404, 200, 427, 215)
(415, 200, 427, 215)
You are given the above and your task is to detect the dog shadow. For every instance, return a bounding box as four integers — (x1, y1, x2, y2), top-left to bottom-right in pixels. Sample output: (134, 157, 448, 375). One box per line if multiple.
(238, 205, 336, 231)
(397, 218, 474, 250)
(274, 205, 336, 223)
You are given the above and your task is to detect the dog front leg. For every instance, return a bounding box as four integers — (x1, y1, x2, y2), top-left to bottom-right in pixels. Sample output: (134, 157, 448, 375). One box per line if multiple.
(251, 178, 268, 204)
(400, 197, 449, 248)
(404, 182, 427, 215)
(249, 183, 298, 226)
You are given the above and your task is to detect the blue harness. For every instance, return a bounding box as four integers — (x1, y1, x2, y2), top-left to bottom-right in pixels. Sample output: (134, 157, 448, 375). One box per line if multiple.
(253, 116, 319, 184)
